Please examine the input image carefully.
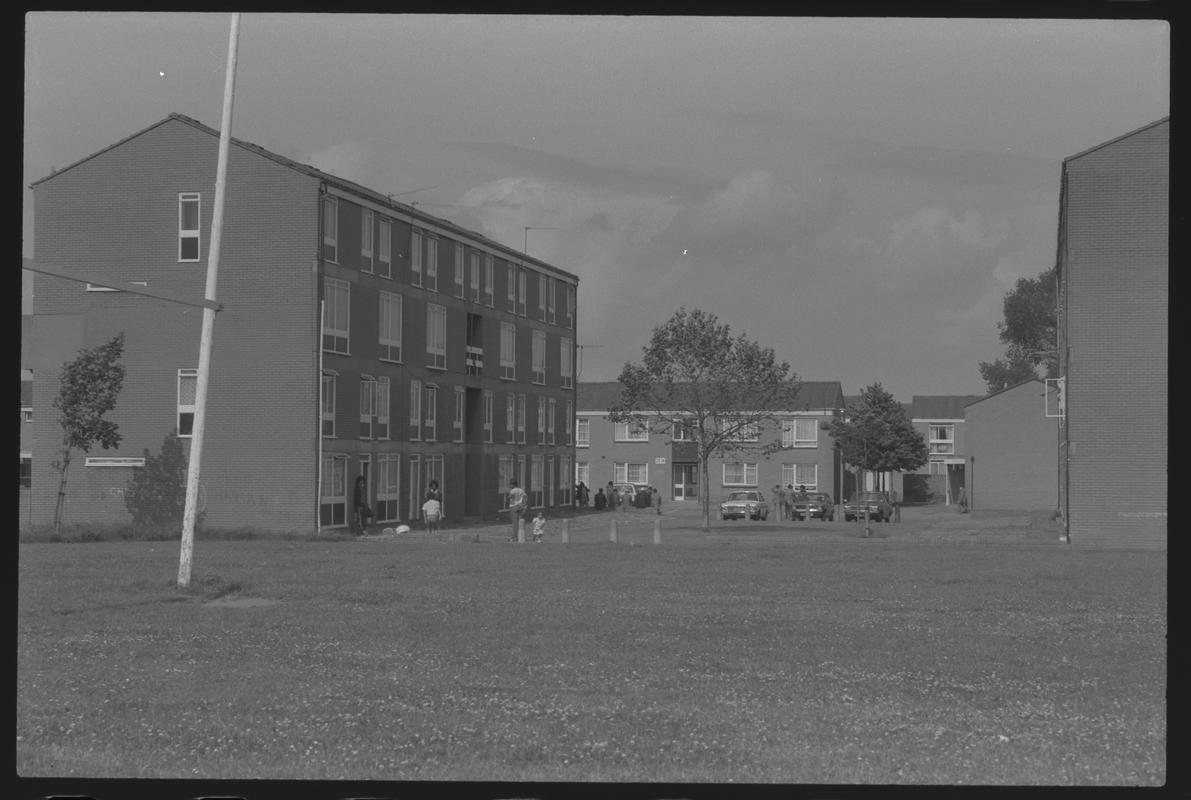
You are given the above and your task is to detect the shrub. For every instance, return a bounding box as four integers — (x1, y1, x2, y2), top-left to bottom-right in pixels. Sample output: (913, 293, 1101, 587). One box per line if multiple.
(124, 431, 203, 534)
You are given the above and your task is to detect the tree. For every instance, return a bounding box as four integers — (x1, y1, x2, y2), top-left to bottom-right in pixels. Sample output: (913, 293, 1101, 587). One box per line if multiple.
(826, 383, 927, 493)
(609, 307, 802, 531)
(125, 430, 200, 533)
(978, 266, 1058, 393)
(51, 333, 126, 535)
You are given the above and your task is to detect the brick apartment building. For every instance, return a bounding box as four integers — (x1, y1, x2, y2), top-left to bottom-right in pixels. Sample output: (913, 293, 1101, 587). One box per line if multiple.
(1056, 117, 1167, 547)
(902, 394, 981, 505)
(27, 113, 579, 532)
(576, 381, 846, 506)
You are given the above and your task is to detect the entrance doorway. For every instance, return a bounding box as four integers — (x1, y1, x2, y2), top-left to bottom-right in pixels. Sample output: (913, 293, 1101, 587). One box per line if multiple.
(672, 463, 698, 501)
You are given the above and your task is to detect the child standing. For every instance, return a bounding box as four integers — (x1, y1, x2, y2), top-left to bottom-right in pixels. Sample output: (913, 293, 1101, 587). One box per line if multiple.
(531, 510, 546, 543)
(421, 495, 442, 534)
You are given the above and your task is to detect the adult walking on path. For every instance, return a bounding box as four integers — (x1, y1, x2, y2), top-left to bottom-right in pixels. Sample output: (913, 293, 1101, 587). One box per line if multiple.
(506, 479, 528, 541)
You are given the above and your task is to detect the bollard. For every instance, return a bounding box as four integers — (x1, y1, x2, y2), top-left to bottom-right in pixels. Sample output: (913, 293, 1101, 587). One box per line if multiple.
(561, 518, 569, 544)
(518, 517, 526, 543)
(653, 517, 661, 545)
(610, 517, 618, 543)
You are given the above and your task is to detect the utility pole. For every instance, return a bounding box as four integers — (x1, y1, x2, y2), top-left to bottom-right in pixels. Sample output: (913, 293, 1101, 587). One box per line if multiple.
(179, 12, 240, 588)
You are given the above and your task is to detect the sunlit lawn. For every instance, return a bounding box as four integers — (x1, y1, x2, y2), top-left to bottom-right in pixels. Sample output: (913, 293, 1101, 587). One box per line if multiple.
(17, 511, 1165, 784)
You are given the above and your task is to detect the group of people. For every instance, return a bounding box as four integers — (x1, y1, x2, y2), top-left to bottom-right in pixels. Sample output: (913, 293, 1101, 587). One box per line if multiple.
(770, 484, 810, 521)
(352, 476, 444, 536)
(588, 481, 662, 514)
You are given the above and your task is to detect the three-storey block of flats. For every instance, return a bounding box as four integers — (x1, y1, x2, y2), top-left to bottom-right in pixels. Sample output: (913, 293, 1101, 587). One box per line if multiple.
(29, 113, 579, 532)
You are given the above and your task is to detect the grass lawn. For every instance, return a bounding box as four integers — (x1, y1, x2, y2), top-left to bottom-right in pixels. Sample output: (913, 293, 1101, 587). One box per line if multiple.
(16, 508, 1166, 784)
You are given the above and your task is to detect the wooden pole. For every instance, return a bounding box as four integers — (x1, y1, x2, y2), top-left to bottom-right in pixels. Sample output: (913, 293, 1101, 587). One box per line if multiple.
(653, 517, 661, 545)
(561, 518, 569, 544)
(179, 13, 240, 588)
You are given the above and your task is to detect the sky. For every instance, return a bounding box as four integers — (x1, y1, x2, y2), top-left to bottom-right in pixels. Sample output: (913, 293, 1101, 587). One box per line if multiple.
(23, 13, 1169, 400)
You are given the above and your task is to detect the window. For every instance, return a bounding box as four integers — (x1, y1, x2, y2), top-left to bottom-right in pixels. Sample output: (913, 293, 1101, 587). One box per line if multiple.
(455, 243, 466, 297)
(565, 400, 573, 445)
(784, 463, 817, 490)
(783, 418, 818, 447)
(483, 390, 494, 443)
(929, 424, 955, 455)
(576, 417, 590, 447)
(723, 462, 758, 486)
(558, 455, 571, 505)
(408, 454, 422, 522)
(409, 379, 421, 441)
(178, 369, 197, 437)
(575, 460, 589, 490)
(614, 419, 649, 441)
(19, 455, 31, 489)
(484, 255, 495, 306)
(470, 251, 481, 302)
(500, 323, 516, 380)
(376, 376, 390, 439)
(532, 330, 547, 384)
(425, 236, 438, 291)
(323, 278, 350, 353)
(548, 277, 557, 324)
(178, 193, 200, 262)
(424, 384, 438, 441)
(359, 376, 376, 439)
(547, 398, 556, 445)
(537, 396, 546, 444)
(672, 418, 695, 441)
(517, 394, 527, 444)
(499, 454, 514, 505)
(507, 264, 517, 312)
(560, 338, 573, 388)
(531, 455, 544, 507)
(539, 274, 548, 320)
(723, 418, 759, 442)
(566, 285, 576, 329)
(361, 210, 374, 272)
(928, 460, 948, 475)
(506, 392, 516, 444)
(615, 462, 648, 484)
(379, 291, 402, 362)
(378, 218, 392, 278)
(22, 408, 32, 424)
(518, 270, 528, 316)
(321, 372, 336, 437)
(320, 454, 348, 526)
(410, 229, 423, 287)
(426, 303, 447, 369)
(322, 195, 338, 263)
(454, 386, 466, 442)
(376, 455, 400, 522)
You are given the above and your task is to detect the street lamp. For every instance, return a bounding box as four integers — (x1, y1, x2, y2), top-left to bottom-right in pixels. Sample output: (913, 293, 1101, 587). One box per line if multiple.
(524, 226, 557, 255)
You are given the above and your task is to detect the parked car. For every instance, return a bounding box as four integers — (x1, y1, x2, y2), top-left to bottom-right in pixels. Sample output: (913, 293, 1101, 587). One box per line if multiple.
(720, 490, 769, 521)
(843, 491, 894, 522)
(792, 491, 834, 521)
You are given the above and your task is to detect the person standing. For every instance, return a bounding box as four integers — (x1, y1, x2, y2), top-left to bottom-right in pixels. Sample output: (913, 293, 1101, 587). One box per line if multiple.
(773, 484, 787, 521)
(352, 475, 372, 535)
(594, 488, 607, 510)
(653, 486, 662, 515)
(785, 485, 796, 522)
(531, 509, 546, 543)
(421, 494, 442, 534)
(424, 479, 443, 530)
(607, 482, 619, 513)
(506, 479, 528, 541)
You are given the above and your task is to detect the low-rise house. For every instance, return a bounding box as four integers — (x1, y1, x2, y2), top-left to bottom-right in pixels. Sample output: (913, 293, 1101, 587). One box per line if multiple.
(963, 379, 1058, 511)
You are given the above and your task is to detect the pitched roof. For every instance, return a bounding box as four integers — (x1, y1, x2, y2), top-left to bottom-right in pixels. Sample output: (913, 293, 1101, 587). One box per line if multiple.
(910, 395, 982, 420)
(963, 378, 1044, 408)
(577, 380, 844, 413)
(31, 114, 578, 282)
(1064, 116, 1170, 165)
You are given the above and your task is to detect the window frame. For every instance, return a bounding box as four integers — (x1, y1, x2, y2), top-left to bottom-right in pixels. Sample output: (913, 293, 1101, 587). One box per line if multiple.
(500, 322, 517, 380)
(410, 229, 423, 287)
(484, 255, 495, 306)
(378, 291, 403, 363)
(560, 337, 573, 388)
(575, 417, 590, 447)
(424, 383, 438, 441)
(177, 368, 197, 438)
(453, 386, 466, 442)
(426, 302, 447, 370)
(483, 389, 494, 443)
(359, 375, 376, 439)
(455, 243, 466, 298)
(532, 329, 547, 384)
(783, 417, 818, 448)
(320, 454, 348, 527)
(321, 371, 336, 438)
(425, 235, 438, 291)
(547, 398, 556, 445)
(361, 210, 374, 273)
(614, 419, 650, 442)
(376, 376, 390, 440)
(322, 277, 350, 354)
(178, 192, 201, 262)
(409, 379, 422, 441)
(723, 462, 759, 486)
(615, 462, 649, 485)
(322, 195, 338, 263)
(506, 392, 516, 444)
(928, 423, 956, 455)
(469, 250, 481, 302)
(517, 393, 527, 444)
(377, 217, 392, 278)
(537, 396, 547, 444)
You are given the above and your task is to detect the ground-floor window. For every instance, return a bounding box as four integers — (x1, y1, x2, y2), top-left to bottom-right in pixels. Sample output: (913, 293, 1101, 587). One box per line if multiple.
(723, 462, 758, 486)
(576, 460, 590, 487)
(928, 460, 947, 475)
(19, 455, 31, 489)
(615, 462, 648, 485)
(376, 455, 400, 522)
(560, 455, 573, 505)
(408, 453, 421, 522)
(320, 454, 347, 527)
(546, 454, 555, 507)
(782, 463, 818, 491)
(498, 454, 514, 508)
(531, 455, 544, 507)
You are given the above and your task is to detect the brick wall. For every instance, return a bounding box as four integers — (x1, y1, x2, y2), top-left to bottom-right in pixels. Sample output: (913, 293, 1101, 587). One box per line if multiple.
(965, 381, 1059, 510)
(1060, 119, 1167, 547)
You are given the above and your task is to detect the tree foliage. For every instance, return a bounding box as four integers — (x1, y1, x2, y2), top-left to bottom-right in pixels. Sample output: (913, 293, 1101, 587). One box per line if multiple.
(609, 307, 801, 530)
(125, 430, 200, 533)
(978, 266, 1058, 393)
(51, 333, 126, 533)
(826, 383, 927, 481)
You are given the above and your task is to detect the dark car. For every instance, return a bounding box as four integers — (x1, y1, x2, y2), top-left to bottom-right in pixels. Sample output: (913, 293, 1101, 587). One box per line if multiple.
(843, 491, 894, 522)
(720, 490, 769, 521)
(792, 491, 835, 521)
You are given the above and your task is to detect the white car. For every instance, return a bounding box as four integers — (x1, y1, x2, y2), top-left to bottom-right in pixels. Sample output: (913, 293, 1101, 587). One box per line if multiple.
(720, 490, 769, 521)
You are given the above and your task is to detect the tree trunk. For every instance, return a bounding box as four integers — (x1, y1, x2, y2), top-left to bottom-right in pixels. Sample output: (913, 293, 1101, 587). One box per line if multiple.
(53, 447, 72, 537)
(699, 450, 710, 531)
